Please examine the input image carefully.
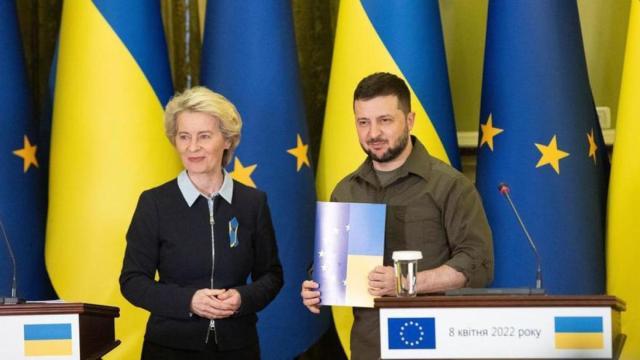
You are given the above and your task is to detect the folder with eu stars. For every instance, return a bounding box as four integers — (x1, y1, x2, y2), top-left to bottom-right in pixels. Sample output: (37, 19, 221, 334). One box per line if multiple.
(313, 201, 386, 308)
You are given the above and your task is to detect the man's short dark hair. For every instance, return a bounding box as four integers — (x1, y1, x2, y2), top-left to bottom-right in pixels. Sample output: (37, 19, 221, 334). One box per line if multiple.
(353, 72, 411, 114)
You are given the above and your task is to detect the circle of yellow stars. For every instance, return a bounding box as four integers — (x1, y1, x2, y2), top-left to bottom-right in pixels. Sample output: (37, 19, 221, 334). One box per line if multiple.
(230, 133, 310, 188)
(479, 114, 600, 174)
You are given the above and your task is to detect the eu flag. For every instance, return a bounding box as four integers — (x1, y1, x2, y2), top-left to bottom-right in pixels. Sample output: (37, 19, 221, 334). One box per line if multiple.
(0, 0, 54, 300)
(388, 317, 436, 350)
(476, 1, 608, 294)
(201, 1, 331, 358)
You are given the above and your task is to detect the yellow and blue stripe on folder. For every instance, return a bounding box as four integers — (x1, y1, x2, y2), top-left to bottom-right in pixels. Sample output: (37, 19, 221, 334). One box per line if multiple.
(554, 316, 603, 349)
(23, 323, 72, 356)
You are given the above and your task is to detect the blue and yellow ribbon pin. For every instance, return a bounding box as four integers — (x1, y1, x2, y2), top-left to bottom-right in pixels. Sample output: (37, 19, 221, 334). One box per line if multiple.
(229, 217, 239, 247)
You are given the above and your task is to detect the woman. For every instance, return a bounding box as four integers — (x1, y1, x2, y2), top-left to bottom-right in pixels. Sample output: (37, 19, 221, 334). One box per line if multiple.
(120, 86, 283, 359)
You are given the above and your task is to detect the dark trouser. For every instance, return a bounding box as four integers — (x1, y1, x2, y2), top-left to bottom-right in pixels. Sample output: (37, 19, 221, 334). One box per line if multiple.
(141, 337, 260, 360)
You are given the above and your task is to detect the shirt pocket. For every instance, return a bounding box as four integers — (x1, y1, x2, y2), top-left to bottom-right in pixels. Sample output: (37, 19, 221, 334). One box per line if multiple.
(391, 206, 449, 266)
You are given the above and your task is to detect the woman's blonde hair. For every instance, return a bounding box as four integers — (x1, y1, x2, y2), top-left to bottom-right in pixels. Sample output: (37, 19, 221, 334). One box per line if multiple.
(164, 86, 242, 166)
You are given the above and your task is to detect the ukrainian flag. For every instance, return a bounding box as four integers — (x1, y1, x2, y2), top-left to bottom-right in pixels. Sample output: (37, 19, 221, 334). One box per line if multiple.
(317, 2, 459, 354)
(554, 316, 604, 349)
(23, 323, 73, 356)
(607, 1, 640, 358)
(46, 1, 179, 358)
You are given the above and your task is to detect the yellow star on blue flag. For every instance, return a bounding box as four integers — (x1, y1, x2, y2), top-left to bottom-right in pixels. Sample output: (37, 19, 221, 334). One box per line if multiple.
(12, 135, 39, 172)
(587, 129, 598, 164)
(479, 114, 504, 151)
(230, 157, 257, 188)
(287, 134, 310, 171)
(535, 135, 569, 174)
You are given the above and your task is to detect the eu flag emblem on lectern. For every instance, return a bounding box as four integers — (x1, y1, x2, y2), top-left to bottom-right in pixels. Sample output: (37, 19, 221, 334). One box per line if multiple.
(388, 318, 436, 349)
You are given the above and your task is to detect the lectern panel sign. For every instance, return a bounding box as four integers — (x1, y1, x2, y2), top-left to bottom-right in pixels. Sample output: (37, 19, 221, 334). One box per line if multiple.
(0, 314, 80, 360)
(380, 307, 612, 359)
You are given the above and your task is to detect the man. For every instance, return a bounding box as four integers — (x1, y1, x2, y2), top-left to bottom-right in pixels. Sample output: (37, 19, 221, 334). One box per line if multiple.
(301, 72, 493, 359)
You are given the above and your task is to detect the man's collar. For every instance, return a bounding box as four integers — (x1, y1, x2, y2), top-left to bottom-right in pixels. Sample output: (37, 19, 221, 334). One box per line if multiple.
(177, 169, 234, 206)
(402, 136, 432, 180)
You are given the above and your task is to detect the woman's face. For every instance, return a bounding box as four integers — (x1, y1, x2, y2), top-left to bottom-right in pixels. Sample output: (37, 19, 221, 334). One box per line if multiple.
(175, 111, 230, 176)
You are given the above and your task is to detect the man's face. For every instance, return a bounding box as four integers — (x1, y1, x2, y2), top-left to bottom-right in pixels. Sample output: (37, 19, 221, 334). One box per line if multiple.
(354, 95, 414, 163)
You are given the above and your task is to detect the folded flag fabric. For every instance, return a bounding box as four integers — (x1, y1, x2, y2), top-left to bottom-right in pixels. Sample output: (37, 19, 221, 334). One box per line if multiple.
(607, 0, 640, 358)
(200, 2, 331, 357)
(46, 1, 178, 358)
(476, 0, 608, 294)
(0, 0, 54, 301)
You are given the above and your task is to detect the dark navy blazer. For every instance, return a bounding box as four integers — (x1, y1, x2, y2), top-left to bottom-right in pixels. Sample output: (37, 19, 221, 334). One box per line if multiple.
(120, 178, 283, 351)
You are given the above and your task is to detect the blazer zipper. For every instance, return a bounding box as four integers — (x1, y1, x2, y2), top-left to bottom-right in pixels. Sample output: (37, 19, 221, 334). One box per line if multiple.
(205, 200, 218, 344)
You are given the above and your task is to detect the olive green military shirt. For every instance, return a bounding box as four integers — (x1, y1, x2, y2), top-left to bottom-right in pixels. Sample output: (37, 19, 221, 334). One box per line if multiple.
(331, 136, 494, 360)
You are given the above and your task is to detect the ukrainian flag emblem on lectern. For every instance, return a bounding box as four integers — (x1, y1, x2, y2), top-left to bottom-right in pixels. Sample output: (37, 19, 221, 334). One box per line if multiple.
(388, 317, 436, 349)
(23, 323, 72, 356)
(554, 316, 604, 349)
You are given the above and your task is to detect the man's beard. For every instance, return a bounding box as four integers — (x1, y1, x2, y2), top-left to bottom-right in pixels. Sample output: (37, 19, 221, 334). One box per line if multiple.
(362, 131, 410, 163)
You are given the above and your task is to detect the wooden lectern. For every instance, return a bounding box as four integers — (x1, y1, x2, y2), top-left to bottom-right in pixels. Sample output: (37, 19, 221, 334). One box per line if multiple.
(376, 295, 625, 360)
(0, 302, 120, 360)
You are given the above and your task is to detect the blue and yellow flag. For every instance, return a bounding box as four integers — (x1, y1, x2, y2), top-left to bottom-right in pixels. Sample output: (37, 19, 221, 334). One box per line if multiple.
(554, 316, 604, 350)
(316, 1, 459, 354)
(476, 1, 608, 294)
(24, 323, 73, 356)
(0, 1, 55, 300)
(46, 1, 179, 358)
(607, 0, 640, 358)
(200, 1, 331, 358)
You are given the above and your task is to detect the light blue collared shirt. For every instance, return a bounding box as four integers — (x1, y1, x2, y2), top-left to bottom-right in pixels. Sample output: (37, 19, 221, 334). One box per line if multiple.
(177, 169, 234, 207)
